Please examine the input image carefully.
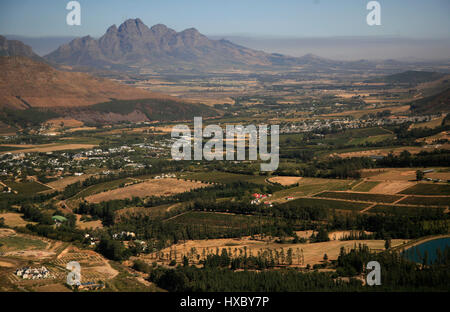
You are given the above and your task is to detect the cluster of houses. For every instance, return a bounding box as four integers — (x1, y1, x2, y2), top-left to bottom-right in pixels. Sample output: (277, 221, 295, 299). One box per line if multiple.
(84, 234, 100, 246)
(280, 114, 441, 134)
(251, 193, 273, 206)
(112, 231, 136, 240)
(153, 173, 176, 179)
(15, 266, 52, 280)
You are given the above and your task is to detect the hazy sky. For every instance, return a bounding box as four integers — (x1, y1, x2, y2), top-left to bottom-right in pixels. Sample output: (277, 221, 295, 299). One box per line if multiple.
(1, 0, 450, 38)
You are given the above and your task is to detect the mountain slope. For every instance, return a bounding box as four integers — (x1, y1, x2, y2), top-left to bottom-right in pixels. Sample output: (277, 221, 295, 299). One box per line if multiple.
(367, 71, 446, 85)
(0, 54, 219, 125)
(45, 19, 299, 70)
(410, 88, 450, 114)
(0, 56, 172, 109)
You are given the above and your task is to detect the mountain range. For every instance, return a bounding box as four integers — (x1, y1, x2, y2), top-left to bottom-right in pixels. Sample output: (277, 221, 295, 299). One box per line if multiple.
(44, 19, 311, 71)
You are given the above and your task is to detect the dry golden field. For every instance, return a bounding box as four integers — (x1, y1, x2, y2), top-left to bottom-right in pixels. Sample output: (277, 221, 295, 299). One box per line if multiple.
(268, 176, 302, 186)
(85, 178, 208, 203)
(137, 235, 407, 267)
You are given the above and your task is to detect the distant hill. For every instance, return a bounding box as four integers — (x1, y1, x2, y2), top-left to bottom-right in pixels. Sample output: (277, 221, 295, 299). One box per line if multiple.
(62, 99, 218, 124)
(410, 88, 450, 114)
(0, 35, 45, 62)
(368, 71, 446, 84)
(5, 35, 76, 56)
(44, 19, 322, 71)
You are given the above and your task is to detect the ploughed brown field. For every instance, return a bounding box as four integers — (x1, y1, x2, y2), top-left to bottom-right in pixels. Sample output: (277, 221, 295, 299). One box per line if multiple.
(85, 178, 208, 203)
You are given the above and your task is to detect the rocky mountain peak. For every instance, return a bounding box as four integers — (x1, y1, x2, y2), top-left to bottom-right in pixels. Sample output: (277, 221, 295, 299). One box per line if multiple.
(118, 18, 149, 36)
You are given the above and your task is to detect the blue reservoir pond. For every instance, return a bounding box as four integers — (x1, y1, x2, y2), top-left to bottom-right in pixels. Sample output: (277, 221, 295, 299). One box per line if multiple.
(402, 237, 450, 265)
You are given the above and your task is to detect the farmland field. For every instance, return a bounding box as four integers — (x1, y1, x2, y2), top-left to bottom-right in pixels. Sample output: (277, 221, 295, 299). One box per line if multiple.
(0, 143, 97, 154)
(352, 181, 380, 192)
(368, 181, 416, 194)
(47, 174, 95, 191)
(166, 211, 264, 230)
(279, 197, 371, 211)
(315, 191, 402, 203)
(85, 178, 208, 203)
(140, 236, 408, 267)
(397, 196, 450, 206)
(0, 213, 35, 227)
(75, 215, 103, 230)
(114, 202, 185, 221)
(181, 171, 268, 185)
(0, 235, 47, 252)
(362, 168, 450, 182)
(400, 183, 450, 196)
(369, 205, 446, 215)
(2, 180, 51, 195)
(70, 178, 135, 200)
(272, 178, 354, 200)
(268, 176, 302, 186)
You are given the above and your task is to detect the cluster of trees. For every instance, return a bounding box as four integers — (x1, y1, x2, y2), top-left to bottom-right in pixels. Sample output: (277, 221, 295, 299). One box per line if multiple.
(0, 191, 57, 211)
(19, 223, 84, 243)
(61, 160, 190, 199)
(21, 205, 53, 225)
(378, 150, 450, 168)
(394, 121, 449, 141)
(96, 236, 131, 261)
(149, 266, 361, 292)
(336, 244, 450, 290)
(149, 244, 450, 292)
